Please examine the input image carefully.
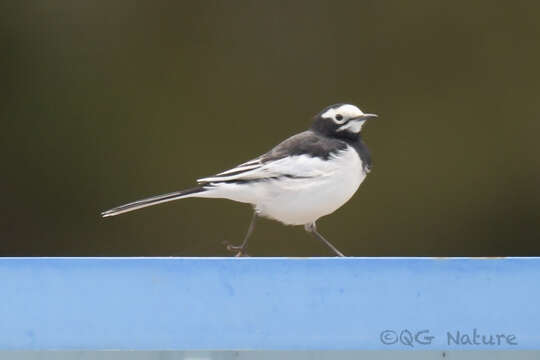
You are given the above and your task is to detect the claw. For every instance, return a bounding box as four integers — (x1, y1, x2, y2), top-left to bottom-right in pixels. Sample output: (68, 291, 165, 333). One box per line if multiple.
(234, 250, 250, 257)
(223, 240, 248, 256)
(226, 244, 244, 251)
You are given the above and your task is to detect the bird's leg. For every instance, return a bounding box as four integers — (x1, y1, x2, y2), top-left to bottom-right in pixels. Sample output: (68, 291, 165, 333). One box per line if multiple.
(305, 222, 345, 257)
(224, 210, 257, 257)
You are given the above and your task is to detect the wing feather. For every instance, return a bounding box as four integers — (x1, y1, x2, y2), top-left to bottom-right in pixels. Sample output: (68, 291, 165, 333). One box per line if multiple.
(197, 130, 349, 184)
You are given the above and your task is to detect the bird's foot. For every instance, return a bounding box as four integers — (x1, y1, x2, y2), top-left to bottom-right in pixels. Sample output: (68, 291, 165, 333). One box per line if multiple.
(222, 241, 250, 257)
(233, 249, 250, 257)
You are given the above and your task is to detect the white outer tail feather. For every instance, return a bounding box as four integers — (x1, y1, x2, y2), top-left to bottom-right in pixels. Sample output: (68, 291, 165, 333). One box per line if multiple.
(101, 187, 207, 217)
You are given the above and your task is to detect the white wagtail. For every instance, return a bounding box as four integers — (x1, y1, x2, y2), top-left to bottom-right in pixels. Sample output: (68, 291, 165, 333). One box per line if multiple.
(102, 103, 377, 257)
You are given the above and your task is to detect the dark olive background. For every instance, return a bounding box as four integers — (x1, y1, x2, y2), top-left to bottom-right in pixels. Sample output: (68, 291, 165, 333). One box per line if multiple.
(2, 1, 539, 256)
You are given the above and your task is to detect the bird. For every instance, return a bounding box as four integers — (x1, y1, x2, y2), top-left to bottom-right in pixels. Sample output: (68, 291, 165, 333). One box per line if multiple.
(101, 103, 377, 257)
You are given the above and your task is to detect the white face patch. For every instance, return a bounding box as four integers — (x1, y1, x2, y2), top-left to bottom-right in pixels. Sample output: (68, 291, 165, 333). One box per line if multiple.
(321, 104, 367, 133)
(321, 104, 364, 123)
(336, 119, 366, 133)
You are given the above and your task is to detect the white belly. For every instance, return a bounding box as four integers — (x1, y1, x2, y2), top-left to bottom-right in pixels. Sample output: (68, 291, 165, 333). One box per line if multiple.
(256, 147, 366, 225)
(202, 146, 367, 225)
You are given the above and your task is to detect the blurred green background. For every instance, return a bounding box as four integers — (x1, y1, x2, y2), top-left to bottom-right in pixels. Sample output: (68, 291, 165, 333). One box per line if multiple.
(2, 1, 539, 256)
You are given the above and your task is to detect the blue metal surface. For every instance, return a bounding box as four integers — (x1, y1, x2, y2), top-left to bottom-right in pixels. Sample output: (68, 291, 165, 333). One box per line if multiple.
(0, 257, 539, 350)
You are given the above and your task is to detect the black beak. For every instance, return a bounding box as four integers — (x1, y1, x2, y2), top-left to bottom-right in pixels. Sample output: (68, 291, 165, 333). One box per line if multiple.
(353, 113, 378, 121)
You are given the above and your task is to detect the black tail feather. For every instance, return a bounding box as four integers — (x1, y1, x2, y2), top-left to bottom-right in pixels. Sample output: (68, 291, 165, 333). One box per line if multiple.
(101, 186, 205, 217)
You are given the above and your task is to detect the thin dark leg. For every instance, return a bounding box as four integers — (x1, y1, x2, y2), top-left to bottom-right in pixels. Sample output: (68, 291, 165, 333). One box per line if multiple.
(224, 210, 257, 257)
(305, 222, 345, 257)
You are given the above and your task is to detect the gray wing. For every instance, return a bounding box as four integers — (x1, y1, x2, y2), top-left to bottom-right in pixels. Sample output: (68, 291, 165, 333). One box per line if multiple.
(197, 131, 347, 184)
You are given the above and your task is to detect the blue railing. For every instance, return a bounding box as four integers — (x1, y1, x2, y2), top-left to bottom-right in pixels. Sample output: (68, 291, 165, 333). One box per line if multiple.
(1, 257, 539, 351)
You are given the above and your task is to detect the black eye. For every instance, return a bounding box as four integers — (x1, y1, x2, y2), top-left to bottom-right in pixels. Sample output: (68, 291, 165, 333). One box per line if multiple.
(335, 114, 343, 121)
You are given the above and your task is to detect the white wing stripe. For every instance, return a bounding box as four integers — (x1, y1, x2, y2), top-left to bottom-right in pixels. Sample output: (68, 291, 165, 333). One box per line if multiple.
(216, 164, 261, 176)
(197, 150, 352, 184)
(237, 158, 261, 166)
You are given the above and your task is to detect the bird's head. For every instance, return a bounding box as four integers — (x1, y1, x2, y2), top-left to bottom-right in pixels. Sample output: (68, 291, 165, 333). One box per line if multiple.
(311, 103, 377, 139)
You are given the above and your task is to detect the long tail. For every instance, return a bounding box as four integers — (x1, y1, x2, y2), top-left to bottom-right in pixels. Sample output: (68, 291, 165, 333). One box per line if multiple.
(101, 186, 206, 217)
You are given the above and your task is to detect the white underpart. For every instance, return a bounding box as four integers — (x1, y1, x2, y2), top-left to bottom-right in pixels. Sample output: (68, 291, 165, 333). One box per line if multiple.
(321, 104, 364, 121)
(337, 119, 366, 133)
(196, 146, 367, 225)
